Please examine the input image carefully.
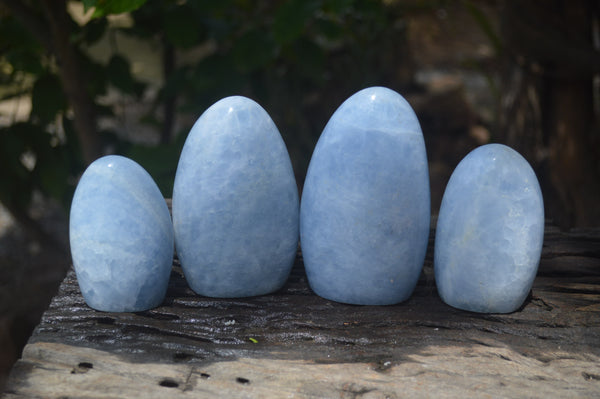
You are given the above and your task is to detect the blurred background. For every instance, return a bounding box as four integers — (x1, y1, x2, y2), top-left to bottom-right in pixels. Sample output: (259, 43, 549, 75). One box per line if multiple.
(0, 0, 598, 386)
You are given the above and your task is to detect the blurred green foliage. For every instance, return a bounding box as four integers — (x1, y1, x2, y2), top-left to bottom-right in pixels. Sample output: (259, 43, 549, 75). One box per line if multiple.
(0, 0, 411, 216)
(83, 0, 147, 19)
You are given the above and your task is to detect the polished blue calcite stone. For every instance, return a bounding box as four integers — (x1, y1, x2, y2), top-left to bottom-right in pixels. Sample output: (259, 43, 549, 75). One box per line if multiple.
(300, 86, 430, 305)
(70, 155, 174, 312)
(172, 96, 299, 298)
(434, 144, 544, 313)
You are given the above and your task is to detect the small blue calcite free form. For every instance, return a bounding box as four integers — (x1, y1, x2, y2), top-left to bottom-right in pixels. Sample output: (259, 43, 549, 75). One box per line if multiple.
(172, 96, 299, 298)
(434, 144, 544, 313)
(300, 86, 430, 305)
(70, 155, 174, 312)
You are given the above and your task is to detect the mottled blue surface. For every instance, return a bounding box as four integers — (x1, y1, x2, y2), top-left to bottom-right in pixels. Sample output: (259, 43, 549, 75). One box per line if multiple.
(300, 87, 430, 305)
(172, 96, 299, 298)
(70, 155, 174, 312)
(434, 144, 544, 313)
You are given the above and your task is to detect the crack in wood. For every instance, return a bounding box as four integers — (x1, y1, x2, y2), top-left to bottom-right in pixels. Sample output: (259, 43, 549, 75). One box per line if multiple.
(582, 372, 600, 381)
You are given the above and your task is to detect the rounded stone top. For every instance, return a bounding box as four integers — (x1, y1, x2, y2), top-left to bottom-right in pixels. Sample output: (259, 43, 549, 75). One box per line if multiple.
(327, 86, 422, 136)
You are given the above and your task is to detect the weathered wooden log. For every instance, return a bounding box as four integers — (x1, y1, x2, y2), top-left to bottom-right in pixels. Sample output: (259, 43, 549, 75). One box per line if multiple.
(3, 224, 600, 398)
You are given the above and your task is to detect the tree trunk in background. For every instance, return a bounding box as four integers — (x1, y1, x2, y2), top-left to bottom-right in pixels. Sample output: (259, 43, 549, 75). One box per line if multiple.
(499, 0, 600, 228)
(40, 0, 102, 165)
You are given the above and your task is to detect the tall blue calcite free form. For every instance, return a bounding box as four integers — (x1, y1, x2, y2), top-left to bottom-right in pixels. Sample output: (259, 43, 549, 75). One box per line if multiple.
(172, 96, 299, 298)
(70, 155, 174, 312)
(434, 144, 544, 313)
(300, 86, 430, 305)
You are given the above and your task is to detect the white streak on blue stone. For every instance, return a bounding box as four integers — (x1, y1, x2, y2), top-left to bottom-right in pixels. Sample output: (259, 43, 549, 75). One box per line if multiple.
(434, 144, 544, 313)
(300, 86, 430, 305)
(172, 96, 299, 298)
(69, 155, 174, 312)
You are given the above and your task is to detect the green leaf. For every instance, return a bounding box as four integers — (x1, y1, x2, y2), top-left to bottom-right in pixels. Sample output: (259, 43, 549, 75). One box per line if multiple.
(0, 123, 48, 210)
(3, 122, 74, 205)
(83, 17, 108, 45)
(322, 0, 354, 13)
(0, 156, 32, 210)
(291, 39, 326, 82)
(163, 5, 202, 48)
(82, 0, 97, 13)
(0, 16, 40, 50)
(191, 56, 234, 91)
(273, 0, 321, 45)
(186, 56, 245, 105)
(0, 17, 44, 74)
(231, 30, 277, 73)
(85, 0, 148, 19)
(82, 57, 109, 97)
(35, 148, 70, 203)
(10, 122, 49, 155)
(31, 74, 66, 125)
(0, 124, 28, 169)
(5, 49, 44, 75)
(315, 17, 344, 41)
(107, 54, 135, 94)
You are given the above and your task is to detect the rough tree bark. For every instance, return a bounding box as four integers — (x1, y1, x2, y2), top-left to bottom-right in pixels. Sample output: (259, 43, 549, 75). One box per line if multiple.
(500, 0, 600, 228)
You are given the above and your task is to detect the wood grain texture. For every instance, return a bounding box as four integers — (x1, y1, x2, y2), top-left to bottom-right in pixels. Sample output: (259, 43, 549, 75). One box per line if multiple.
(3, 224, 600, 398)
